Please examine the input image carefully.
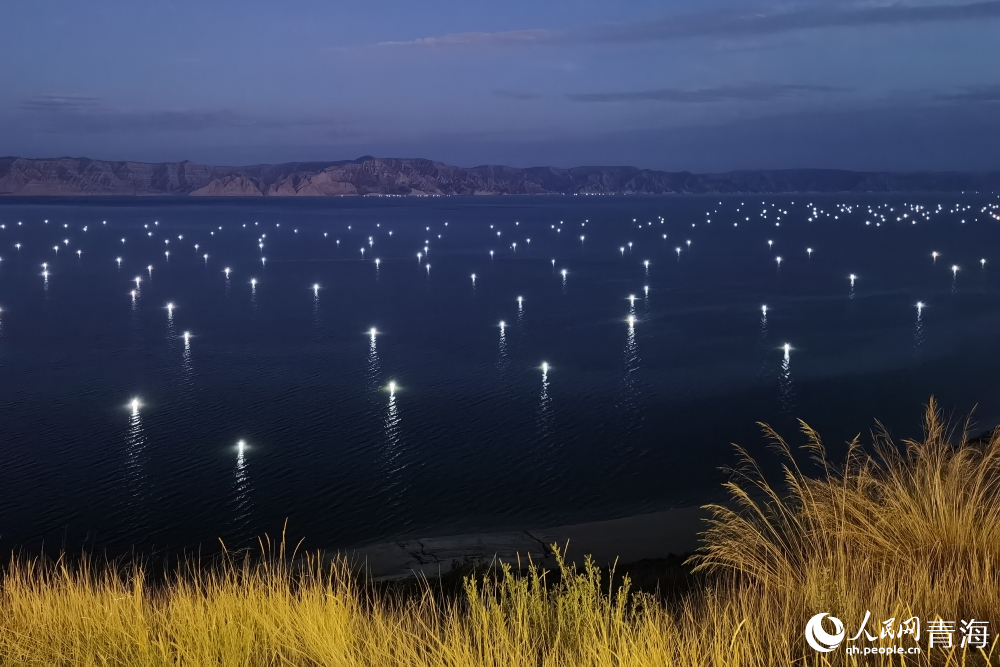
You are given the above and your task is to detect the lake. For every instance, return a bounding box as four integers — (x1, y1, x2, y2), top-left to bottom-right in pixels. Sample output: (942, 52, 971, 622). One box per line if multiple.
(1, 194, 999, 555)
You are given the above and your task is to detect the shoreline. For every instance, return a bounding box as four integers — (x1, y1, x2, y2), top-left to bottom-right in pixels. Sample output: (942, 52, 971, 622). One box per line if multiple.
(342, 505, 710, 580)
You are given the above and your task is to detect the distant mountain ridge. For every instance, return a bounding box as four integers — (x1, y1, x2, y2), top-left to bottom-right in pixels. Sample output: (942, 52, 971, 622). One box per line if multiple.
(1, 155, 998, 196)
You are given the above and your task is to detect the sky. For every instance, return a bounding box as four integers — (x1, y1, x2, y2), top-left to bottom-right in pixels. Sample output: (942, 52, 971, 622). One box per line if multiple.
(2, 0, 999, 172)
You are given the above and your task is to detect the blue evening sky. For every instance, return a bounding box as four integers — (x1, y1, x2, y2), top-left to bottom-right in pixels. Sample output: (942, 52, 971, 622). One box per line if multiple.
(2, 0, 999, 171)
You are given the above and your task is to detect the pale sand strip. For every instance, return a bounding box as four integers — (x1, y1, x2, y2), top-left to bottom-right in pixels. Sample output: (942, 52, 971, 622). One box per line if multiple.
(343, 505, 709, 580)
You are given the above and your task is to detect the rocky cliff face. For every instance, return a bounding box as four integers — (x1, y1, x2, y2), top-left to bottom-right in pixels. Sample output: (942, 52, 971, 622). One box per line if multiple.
(1, 155, 997, 196)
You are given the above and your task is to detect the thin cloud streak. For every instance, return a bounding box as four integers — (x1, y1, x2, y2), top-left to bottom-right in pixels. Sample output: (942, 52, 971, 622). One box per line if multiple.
(936, 84, 1000, 102)
(379, 28, 553, 48)
(494, 90, 544, 101)
(19, 95, 354, 134)
(567, 83, 847, 103)
(379, 1, 1000, 48)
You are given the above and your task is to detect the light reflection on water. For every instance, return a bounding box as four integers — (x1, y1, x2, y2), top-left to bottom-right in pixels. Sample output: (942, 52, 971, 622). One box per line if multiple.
(536, 366, 553, 442)
(779, 345, 795, 416)
(122, 404, 147, 525)
(232, 440, 251, 529)
(496, 323, 510, 391)
(758, 307, 771, 386)
(379, 392, 406, 509)
(914, 306, 925, 351)
(615, 308, 642, 456)
(181, 334, 194, 394)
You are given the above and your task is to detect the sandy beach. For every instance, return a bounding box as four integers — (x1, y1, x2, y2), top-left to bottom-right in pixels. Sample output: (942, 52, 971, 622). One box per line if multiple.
(343, 505, 710, 580)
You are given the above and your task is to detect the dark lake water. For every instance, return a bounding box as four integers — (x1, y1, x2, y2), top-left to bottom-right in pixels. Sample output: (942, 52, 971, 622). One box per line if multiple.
(1, 194, 1000, 555)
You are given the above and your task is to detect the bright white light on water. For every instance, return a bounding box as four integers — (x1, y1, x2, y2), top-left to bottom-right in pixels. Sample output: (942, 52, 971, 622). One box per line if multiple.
(225, 267, 231, 276)
(676, 247, 681, 256)
(982, 259, 987, 267)
(620, 246, 625, 256)
(580, 235, 585, 242)
(238, 439, 246, 453)
(644, 285, 649, 295)
(541, 362, 548, 374)
(417, 252, 423, 261)
(807, 248, 813, 257)
(251, 278, 257, 286)
(499, 320, 505, 330)
(489, 250, 494, 258)
(916, 301, 925, 312)
(76, 250, 81, 257)
(551, 259, 555, 266)
(131, 290, 136, 299)
(517, 296, 523, 305)
(134, 276, 141, 286)
(561, 269, 567, 277)
(167, 303, 174, 313)
(313, 283, 320, 294)
(768, 240, 773, 248)
(375, 258, 380, 267)
(425, 263, 431, 273)
(952, 265, 960, 276)
(628, 294, 636, 304)
(369, 327, 377, 340)
(643, 260, 649, 268)
(932, 251, 939, 261)
(183, 331, 190, 343)
(204, 254, 209, 261)
(627, 315, 635, 326)
(776, 256, 782, 266)
(762, 304, 768, 314)
(783, 343, 791, 358)
(129, 398, 141, 414)
(471, 273, 476, 283)
(388, 381, 396, 396)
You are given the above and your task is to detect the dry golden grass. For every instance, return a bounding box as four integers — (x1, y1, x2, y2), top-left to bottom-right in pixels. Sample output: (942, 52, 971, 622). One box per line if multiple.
(2, 398, 999, 665)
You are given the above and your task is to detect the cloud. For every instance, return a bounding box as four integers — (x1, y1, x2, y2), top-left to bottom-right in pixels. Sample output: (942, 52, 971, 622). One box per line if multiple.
(567, 83, 846, 103)
(494, 90, 544, 101)
(936, 84, 1000, 102)
(20, 94, 102, 112)
(19, 95, 350, 134)
(379, 28, 553, 48)
(380, 1, 1000, 48)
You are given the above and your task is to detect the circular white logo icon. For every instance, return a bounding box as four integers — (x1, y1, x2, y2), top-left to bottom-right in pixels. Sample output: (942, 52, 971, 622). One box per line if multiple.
(805, 613, 845, 652)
